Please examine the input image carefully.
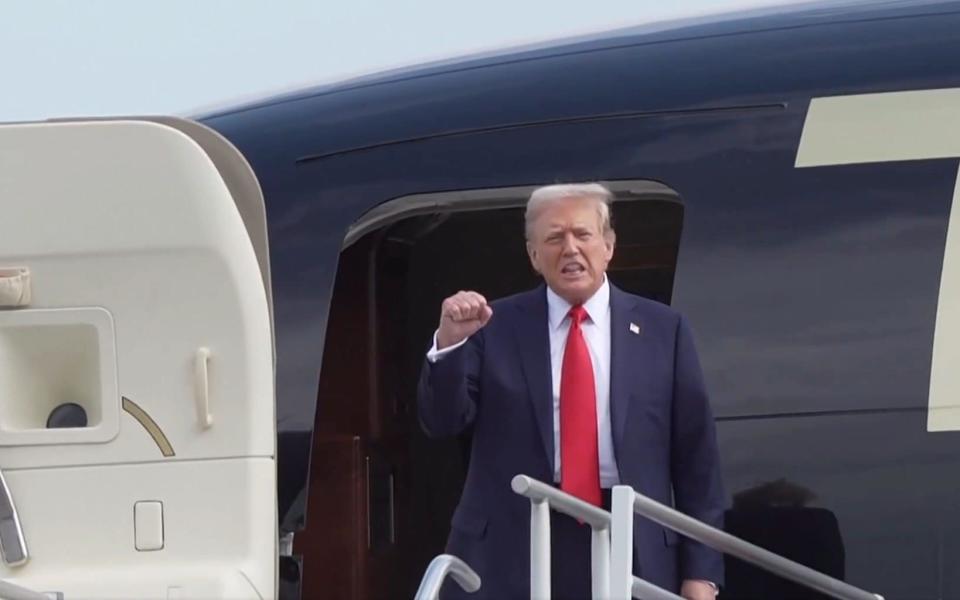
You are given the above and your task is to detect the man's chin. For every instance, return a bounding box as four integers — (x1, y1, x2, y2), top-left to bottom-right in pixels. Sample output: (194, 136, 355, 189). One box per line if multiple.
(551, 281, 595, 304)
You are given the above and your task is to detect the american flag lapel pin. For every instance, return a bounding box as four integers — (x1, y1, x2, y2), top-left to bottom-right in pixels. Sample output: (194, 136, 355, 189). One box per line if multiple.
(629, 322, 641, 335)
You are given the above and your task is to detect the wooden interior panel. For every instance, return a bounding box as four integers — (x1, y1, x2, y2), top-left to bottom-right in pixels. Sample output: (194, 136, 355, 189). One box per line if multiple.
(296, 233, 374, 599)
(295, 435, 366, 599)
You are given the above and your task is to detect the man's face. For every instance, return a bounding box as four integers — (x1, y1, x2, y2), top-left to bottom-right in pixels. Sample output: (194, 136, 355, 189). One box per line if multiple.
(526, 196, 615, 305)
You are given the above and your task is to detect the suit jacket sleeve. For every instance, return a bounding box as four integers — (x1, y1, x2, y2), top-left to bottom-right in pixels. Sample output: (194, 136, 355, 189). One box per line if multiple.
(671, 314, 727, 586)
(417, 329, 484, 438)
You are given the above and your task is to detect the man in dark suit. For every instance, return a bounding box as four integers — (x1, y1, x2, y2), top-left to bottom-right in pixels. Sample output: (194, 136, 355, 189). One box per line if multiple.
(417, 183, 725, 599)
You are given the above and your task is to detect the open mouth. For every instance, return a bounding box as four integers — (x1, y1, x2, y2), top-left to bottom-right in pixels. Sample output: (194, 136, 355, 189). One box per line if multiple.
(561, 263, 586, 277)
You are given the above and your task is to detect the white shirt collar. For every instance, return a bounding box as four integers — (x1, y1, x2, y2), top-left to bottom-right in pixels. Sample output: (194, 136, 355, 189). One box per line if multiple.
(546, 275, 610, 331)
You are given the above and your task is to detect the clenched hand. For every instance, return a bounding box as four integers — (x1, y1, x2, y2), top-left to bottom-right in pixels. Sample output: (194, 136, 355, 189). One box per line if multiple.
(437, 291, 493, 349)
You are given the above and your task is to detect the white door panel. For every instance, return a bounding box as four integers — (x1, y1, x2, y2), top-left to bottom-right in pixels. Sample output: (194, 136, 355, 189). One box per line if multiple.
(0, 459, 275, 599)
(0, 119, 277, 599)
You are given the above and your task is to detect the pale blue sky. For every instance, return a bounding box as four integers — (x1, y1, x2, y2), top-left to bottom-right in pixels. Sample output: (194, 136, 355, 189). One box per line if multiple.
(0, 0, 797, 122)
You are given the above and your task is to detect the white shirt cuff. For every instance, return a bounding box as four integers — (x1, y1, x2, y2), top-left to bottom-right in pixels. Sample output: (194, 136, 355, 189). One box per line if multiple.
(426, 330, 469, 362)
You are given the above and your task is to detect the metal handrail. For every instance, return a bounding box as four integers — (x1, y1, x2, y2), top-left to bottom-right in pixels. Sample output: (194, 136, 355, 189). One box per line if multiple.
(512, 474, 884, 600)
(414, 554, 481, 600)
(630, 576, 683, 600)
(615, 486, 884, 600)
(510, 475, 610, 529)
(512, 476, 613, 599)
(0, 580, 54, 600)
(0, 469, 29, 567)
(512, 475, 678, 599)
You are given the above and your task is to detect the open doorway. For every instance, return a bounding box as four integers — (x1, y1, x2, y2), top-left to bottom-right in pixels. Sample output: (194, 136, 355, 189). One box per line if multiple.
(294, 183, 684, 599)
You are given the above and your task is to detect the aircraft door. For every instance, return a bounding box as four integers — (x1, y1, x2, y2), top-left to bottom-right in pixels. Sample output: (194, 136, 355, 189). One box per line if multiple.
(0, 119, 277, 599)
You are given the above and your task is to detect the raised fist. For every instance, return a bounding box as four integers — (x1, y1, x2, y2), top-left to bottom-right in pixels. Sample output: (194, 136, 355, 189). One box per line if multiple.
(437, 290, 493, 349)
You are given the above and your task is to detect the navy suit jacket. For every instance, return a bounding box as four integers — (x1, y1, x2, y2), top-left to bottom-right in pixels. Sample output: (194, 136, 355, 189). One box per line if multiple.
(417, 283, 726, 597)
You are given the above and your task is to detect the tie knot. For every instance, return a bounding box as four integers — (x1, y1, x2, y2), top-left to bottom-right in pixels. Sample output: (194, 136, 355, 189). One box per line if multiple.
(568, 305, 588, 326)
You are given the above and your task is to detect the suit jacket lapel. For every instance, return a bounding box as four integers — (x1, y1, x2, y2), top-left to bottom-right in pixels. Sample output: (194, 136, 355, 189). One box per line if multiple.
(513, 284, 555, 474)
(609, 283, 644, 463)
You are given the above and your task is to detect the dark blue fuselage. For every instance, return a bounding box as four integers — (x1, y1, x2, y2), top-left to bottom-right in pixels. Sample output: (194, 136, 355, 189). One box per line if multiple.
(201, 2, 960, 597)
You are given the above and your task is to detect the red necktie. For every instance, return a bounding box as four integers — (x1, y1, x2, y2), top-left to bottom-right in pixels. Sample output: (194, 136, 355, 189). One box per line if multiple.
(560, 305, 602, 507)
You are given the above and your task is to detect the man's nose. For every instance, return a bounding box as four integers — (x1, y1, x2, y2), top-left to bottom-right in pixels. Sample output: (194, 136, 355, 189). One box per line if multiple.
(561, 233, 578, 255)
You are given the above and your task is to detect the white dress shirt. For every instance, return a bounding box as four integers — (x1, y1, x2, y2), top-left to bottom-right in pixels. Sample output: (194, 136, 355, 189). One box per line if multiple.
(427, 277, 620, 487)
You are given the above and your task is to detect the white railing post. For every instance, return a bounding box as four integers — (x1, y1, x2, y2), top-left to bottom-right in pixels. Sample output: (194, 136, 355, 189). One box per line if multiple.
(591, 526, 610, 599)
(513, 476, 687, 600)
(530, 498, 551, 600)
(610, 486, 635, 600)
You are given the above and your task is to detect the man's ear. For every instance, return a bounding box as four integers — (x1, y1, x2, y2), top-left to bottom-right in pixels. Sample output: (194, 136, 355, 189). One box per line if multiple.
(604, 230, 616, 261)
(526, 241, 541, 274)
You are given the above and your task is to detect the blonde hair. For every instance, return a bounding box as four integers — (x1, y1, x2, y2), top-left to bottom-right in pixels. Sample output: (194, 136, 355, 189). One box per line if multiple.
(524, 182, 614, 240)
